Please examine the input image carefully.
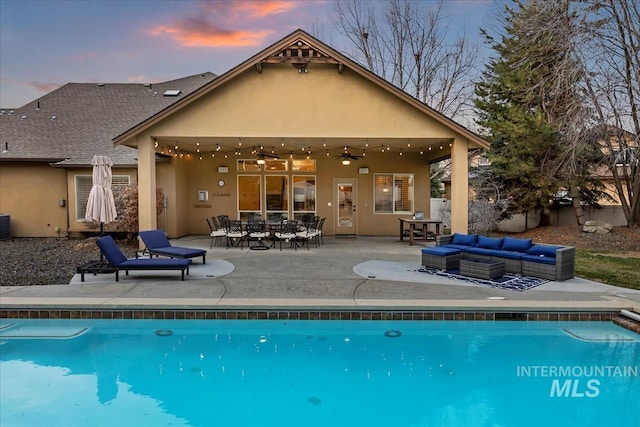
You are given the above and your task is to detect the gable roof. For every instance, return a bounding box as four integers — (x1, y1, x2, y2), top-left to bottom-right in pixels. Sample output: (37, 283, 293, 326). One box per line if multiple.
(0, 72, 217, 166)
(113, 29, 488, 150)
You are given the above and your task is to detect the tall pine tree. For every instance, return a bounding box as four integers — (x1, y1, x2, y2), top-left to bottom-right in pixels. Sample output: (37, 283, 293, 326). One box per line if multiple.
(474, 0, 598, 225)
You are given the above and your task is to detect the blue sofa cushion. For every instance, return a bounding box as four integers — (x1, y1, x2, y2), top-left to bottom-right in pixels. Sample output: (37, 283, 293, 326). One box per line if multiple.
(451, 233, 477, 246)
(491, 250, 526, 260)
(502, 236, 533, 253)
(521, 254, 556, 265)
(462, 246, 495, 257)
(527, 244, 560, 258)
(476, 236, 504, 250)
(443, 244, 476, 251)
(422, 247, 461, 256)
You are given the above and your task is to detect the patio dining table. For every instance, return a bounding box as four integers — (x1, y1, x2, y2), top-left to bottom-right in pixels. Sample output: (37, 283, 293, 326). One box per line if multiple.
(240, 220, 290, 250)
(398, 218, 443, 246)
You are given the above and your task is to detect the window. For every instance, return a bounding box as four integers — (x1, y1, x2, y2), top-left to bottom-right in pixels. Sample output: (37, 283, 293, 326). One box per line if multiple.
(374, 173, 413, 214)
(264, 159, 288, 171)
(75, 175, 130, 221)
(238, 175, 261, 220)
(292, 176, 316, 219)
(237, 159, 261, 171)
(265, 175, 288, 221)
(614, 147, 638, 166)
(292, 159, 315, 172)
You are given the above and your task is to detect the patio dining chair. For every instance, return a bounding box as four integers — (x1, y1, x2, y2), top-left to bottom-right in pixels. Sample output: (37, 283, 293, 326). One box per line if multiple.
(225, 219, 247, 249)
(247, 219, 270, 250)
(316, 217, 326, 245)
(274, 220, 299, 251)
(295, 217, 320, 250)
(206, 217, 226, 248)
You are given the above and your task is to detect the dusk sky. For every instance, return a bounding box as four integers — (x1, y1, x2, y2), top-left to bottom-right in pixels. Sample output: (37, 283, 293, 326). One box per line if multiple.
(0, 0, 496, 108)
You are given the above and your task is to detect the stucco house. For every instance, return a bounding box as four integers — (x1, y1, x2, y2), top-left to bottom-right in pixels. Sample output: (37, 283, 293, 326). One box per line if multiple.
(1, 29, 488, 239)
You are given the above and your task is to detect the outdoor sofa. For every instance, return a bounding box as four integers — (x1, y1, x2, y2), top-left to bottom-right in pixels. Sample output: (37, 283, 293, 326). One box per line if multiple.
(139, 229, 207, 263)
(96, 235, 191, 281)
(424, 233, 575, 281)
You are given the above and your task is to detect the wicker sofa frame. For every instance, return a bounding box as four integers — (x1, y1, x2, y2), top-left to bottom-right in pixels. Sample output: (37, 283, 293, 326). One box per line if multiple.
(436, 234, 575, 281)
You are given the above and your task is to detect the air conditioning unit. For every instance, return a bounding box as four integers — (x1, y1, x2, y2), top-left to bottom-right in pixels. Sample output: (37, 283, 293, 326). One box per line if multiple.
(0, 214, 10, 240)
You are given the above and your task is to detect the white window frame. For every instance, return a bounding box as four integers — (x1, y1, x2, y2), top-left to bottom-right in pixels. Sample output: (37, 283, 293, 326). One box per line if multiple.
(75, 174, 130, 221)
(374, 173, 414, 214)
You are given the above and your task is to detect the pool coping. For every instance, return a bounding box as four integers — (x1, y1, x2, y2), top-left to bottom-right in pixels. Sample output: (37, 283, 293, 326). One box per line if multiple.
(2, 308, 639, 335)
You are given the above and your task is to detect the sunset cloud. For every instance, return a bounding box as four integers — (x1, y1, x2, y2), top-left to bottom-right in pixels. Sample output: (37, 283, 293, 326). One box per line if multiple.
(201, 0, 298, 19)
(147, 0, 300, 47)
(28, 80, 63, 93)
(149, 23, 271, 47)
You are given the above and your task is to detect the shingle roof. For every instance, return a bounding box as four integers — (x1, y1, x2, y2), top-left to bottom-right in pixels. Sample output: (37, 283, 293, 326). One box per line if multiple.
(0, 72, 217, 166)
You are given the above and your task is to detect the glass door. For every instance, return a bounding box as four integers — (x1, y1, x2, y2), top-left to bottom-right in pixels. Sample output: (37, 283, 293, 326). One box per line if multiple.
(334, 179, 357, 235)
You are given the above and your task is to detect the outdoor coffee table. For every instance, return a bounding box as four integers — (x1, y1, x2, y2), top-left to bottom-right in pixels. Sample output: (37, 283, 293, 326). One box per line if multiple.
(459, 258, 505, 280)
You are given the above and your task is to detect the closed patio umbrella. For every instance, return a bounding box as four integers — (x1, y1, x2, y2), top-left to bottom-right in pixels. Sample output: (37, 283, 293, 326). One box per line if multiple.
(85, 155, 117, 235)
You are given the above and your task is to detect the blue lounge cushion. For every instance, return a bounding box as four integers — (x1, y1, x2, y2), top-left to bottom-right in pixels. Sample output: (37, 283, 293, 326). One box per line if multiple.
(119, 258, 191, 269)
(147, 247, 206, 258)
(139, 229, 172, 249)
(451, 233, 478, 246)
(139, 229, 206, 263)
(97, 235, 128, 267)
(527, 244, 560, 258)
(96, 236, 191, 281)
(422, 247, 461, 256)
(476, 236, 504, 250)
(97, 236, 191, 269)
(501, 236, 533, 253)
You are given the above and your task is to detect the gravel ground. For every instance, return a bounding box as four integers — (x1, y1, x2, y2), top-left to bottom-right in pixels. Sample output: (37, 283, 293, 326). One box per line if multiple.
(1, 226, 638, 286)
(1, 237, 138, 286)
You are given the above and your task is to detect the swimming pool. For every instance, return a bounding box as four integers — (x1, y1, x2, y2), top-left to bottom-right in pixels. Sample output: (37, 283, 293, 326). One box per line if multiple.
(1, 319, 638, 427)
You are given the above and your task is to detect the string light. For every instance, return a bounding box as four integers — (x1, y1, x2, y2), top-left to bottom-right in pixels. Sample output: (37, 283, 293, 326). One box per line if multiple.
(153, 138, 447, 163)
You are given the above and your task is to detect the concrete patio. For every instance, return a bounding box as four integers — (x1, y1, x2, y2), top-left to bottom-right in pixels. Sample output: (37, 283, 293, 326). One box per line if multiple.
(1, 235, 639, 313)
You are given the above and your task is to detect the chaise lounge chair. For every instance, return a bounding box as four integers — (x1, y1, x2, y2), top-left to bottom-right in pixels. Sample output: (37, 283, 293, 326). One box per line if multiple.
(138, 229, 207, 264)
(96, 235, 191, 281)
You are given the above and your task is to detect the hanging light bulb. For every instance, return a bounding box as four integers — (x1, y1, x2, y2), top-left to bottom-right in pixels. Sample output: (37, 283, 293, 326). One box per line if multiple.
(341, 159, 351, 165)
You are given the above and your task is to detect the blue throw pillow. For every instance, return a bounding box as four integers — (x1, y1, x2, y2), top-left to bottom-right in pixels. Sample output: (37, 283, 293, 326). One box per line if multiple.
(476, 236, 504, 249)
(527, 244, 560, 258)
(502, 236, 533, 253)
(451, 233, 478, 246)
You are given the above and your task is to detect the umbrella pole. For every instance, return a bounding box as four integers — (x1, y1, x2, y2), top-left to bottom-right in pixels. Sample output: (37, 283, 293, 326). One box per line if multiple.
(99, 222, 104, 262)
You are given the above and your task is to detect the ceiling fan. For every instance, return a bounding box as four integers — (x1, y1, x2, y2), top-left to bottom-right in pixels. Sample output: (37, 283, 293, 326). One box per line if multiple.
(334, 146, 363, 165)
(254, 146, 279, 164)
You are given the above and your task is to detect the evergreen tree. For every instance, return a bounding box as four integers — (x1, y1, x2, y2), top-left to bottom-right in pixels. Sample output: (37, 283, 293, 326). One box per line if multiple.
(474, 0, 599, 224)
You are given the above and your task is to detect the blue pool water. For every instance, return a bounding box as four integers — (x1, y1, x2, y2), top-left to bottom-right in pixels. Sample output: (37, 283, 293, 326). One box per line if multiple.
(1, 319, 639, 427)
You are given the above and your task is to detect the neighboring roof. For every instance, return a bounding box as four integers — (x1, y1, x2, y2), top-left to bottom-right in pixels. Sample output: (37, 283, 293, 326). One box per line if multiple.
(113, 29, 489, 150)
(0, 72, 217, 166)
